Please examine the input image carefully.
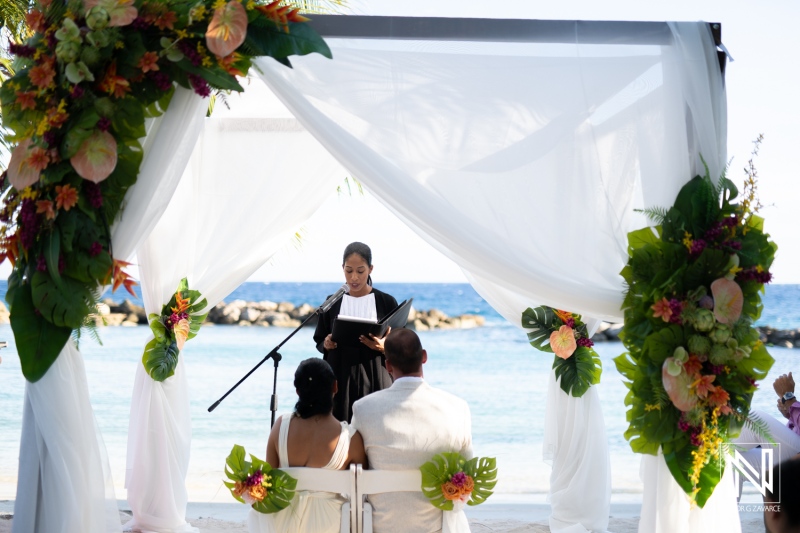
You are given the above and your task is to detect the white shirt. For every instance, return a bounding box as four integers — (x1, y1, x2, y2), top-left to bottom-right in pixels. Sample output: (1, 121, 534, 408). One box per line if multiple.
(339, 292, 377, 321)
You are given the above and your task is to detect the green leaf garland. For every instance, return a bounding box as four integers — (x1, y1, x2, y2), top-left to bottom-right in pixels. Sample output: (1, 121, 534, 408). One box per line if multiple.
(616, 167, 777, 507)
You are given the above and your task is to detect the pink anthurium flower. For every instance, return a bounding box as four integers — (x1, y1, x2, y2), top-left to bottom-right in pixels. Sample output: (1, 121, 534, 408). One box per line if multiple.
(84, 0, 137, 27)
(70, 130, 118, 183)
(711, 278, 743, 325)
(206, 1, 248, 58)
(549, 325, 577, 360)
(8, 139, 42, 190)
(174, 318, 190, 351)
(662, 358, 699, 412)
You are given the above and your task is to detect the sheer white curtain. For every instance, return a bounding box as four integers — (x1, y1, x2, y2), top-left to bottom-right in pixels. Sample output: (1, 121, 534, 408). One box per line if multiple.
(12, 88, 205, 533)
(256, 20, 726, 531)
(124, 111, 344, 532)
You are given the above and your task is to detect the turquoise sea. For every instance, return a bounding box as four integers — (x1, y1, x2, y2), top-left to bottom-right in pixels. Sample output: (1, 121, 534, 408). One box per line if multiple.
(0, 282, 799, 503)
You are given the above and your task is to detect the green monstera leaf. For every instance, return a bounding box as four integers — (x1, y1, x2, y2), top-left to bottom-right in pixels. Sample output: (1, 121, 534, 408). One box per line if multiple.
(10, 283, 73, 382)
(553, 346, 602, 398)
(521, 306, 556, 352)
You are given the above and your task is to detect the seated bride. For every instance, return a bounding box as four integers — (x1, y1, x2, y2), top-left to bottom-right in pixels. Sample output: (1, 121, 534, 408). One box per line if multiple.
(248, 358, 366, 533)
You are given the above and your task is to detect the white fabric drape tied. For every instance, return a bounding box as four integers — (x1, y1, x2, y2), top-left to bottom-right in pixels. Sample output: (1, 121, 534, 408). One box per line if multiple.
(124, 102, 344, 531)
(442, 500, 471, 533)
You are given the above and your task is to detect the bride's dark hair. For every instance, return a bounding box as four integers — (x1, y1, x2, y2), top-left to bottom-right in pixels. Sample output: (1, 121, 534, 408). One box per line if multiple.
(293, 358, 336, 418)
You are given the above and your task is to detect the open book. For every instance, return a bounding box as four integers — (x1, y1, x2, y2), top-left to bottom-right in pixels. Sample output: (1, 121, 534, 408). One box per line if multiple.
(331, 298, 414, 346)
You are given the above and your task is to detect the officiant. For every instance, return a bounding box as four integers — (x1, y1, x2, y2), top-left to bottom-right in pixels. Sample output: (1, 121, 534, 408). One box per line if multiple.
(314, 242, 399, 422)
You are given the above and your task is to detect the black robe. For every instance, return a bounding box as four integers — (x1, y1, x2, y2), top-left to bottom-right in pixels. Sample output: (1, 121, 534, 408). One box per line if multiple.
(313, 287, 398, 422)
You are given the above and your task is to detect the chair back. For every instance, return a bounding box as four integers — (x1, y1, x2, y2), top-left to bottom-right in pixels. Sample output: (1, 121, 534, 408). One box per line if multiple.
(355, 465, 422, 533)
(279, 464, 357, 532)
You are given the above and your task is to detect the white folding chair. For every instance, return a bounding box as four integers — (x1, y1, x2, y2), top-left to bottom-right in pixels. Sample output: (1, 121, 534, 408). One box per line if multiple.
(279, 464, 358, 533)
(355, 465, 422, 533)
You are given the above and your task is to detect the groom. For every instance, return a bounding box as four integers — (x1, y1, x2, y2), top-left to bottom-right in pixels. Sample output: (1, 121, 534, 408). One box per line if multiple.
(351, 328, 473, 533)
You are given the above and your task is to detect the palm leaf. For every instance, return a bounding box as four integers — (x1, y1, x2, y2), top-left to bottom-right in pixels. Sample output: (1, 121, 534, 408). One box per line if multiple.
(742, 412, 777, 446)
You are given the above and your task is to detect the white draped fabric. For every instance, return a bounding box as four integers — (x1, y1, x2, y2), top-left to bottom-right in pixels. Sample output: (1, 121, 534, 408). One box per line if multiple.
(11, 88, 206, 533)
(124, 112, 344, 532)
(256, 20, 727, 532)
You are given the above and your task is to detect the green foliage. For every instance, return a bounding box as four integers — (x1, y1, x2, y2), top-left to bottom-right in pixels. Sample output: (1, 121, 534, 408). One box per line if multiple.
(420, 452, 497, 510)
(521, 306, 555, 352)
(617, 162, 777, 507)
(223, 444, 297, 514)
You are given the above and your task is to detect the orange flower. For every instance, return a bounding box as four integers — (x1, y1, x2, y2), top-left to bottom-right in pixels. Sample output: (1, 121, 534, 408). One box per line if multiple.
(0, 234, 20, 267)
(16, 91, 38, 110)
(137, 51, 160, 73)
(441, 481, 461, 501)
(692, 374, 716, 399)
(459, 475, 474, 496)
(256, 0, 309, 29)
(248, 484, 266, 502)
(27, 146, 51, 172)
(171, 291, 191, 313)
(651, 298, 672, 322)
(232, 481, 246, 497)
(99, 62, 131, 98)
(553, 309, 573, 323)
(109, 259, 138, 297)
(708, 386, 730, 407)
(206, 1, 248, 57)
(29, 60, 56, 90)
(55, 184, 78, 211)
(25, 10, 47, 33)
(549, 325, 577, 360)
(682, 355, 703, 377)
(218, 52, 246, 77)
(36, 200, 56, 220)
(47, 104, 69, 129)
(154, 10, 177, 29)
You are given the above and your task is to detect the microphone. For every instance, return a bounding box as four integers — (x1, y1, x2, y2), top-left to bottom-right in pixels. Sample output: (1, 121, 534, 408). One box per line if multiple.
(318, 284, 348, 313)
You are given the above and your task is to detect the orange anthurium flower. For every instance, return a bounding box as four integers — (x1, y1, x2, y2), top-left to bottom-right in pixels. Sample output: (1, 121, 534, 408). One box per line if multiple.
(206, 1, 248, 57)
(36, 200, 56, 220)
(171, 291, 190, 314)
(55, 184, 79, 211)
(662, 358, 699, 412)
(8, 139, 42, 190)
(549, 325, 577, 360)
(711, 278, 743, 325)
(70, 130, 118, 183)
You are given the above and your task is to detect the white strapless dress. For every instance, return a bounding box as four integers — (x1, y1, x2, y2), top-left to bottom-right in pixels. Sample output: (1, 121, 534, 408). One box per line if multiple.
(247, 414, 353, 533)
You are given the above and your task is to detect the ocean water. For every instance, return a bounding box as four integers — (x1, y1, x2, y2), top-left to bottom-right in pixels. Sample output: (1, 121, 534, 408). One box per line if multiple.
(0, 282, 798, 503)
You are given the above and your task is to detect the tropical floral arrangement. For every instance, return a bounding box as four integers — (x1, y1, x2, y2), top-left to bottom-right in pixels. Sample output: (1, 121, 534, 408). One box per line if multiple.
(142, 277, 207, 381)
(521, 305, 602, 397)
(420, 452, 496, 510)
(614, 157, 776, 507)
(0, 0, 330, 382)
(224, 444, 297, 513)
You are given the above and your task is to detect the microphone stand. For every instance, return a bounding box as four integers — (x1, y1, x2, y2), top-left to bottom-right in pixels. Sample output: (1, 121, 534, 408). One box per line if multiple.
(207, 309, 321, 428)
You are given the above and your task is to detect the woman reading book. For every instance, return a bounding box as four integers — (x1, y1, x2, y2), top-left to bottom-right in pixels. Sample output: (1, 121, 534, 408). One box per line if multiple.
(313, 242, 398, 422)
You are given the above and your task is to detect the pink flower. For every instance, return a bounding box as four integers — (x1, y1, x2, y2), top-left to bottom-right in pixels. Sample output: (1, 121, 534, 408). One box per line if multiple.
(84, 0, 138, 27)
(662, 358, 698, 412)
(206, 1, 248, 57)
(549, 326, 577, 360)
(8, 139, 42, 189)
(70, 130, 118, 183)
(711, 278, 743, 325)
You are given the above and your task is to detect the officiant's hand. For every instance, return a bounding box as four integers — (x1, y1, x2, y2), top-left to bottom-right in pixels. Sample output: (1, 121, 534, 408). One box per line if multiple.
(323, 334, 338, 350)
(360, 327, 391, 353)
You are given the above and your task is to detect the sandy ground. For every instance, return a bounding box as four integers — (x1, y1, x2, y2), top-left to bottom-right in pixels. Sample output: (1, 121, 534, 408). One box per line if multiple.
(0, 500, 768, 533)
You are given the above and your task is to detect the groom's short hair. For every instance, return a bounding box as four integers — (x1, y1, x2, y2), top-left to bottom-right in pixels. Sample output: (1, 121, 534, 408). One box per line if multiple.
(384, 329, 424, 374)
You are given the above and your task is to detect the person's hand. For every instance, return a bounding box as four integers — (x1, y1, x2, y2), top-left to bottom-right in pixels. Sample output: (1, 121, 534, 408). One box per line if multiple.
(360, 327, 391, 353)
(323, 334, 337, 351)
(773, 372, 795, 397)
(778, 397, 791, 419)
